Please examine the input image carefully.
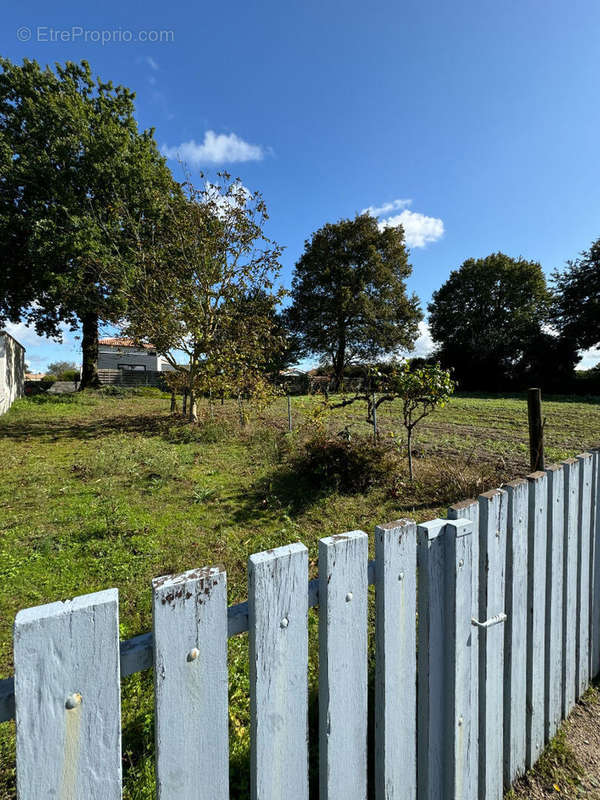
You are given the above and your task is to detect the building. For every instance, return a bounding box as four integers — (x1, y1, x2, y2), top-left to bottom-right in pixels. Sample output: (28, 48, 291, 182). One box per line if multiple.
(0, 332, 26, 414)
(97, 338, 174, 372)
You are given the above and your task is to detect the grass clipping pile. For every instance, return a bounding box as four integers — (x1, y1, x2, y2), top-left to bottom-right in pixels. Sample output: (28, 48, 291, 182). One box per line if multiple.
(507, 686, 600, 799)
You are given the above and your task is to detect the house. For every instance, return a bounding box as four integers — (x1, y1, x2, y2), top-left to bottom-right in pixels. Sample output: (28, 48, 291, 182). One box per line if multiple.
(0, 332, 25, 414)
(97, 338, 174, 372)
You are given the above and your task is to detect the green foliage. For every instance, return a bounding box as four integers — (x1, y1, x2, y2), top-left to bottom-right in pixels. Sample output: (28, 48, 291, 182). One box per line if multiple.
(553, 236, 600, 350)
(0, 57, 175, 387)
(286, 214, 422, 387)
(293, 433, 398, 493)
(46, 361, 78, 379)
(428, 252, 564, 391)
(117, 172, 286, 417)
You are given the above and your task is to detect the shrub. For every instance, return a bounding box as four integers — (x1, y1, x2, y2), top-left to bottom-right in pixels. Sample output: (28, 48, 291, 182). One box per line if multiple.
(292, 433, 398, 494)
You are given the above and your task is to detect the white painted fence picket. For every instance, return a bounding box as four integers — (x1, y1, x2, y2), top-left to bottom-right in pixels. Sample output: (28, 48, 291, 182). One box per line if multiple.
(4, 455, 600, 800)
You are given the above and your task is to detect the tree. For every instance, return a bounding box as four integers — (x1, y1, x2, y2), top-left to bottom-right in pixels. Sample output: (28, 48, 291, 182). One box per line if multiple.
(0, 58, 175, 388)
(552, 237, 600, 351)
(286, 215, 422, 389)
(324, 360, 454, 479)
(116, 174, 285, 421)
(428, 253, 554, 391)
(47, 361, 78, 378)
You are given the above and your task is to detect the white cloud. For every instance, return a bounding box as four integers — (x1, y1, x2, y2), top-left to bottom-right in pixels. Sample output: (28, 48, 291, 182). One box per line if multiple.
(145, 56, 159, 71)
(577, 347, 600, 370)
(361, 198, 411, 217)
(363, 198, 444, 248)
(2, 320, 80, 370)
(408, 320, 435, 359)
(379, 210, 445, 248)
(161, 131, 265, 166)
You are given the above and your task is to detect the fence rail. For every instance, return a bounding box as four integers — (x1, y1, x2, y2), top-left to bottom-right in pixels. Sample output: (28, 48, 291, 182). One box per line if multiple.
(97, 368, 168, 388)
(2, 451, 600, 799)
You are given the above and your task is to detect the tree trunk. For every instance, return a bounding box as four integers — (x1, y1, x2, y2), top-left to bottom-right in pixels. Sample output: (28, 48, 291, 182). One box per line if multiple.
(189, 389, 198, 422)
(80, 311, 100, 389)
(332, 343, 345, 392)
(182, 389, 188, 416)
(170, 392, 177, 413)
(407, 427, 414, 481)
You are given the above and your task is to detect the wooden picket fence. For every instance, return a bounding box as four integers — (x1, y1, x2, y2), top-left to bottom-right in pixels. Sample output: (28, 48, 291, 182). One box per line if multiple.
(1, 451, 600, 799)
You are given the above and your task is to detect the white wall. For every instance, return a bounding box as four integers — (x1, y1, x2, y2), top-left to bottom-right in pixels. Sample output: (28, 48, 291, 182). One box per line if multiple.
(0, 333, 25, 415)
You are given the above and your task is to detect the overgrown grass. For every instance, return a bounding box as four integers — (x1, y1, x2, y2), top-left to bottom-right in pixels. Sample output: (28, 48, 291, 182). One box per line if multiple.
(1, 390, 599, 798)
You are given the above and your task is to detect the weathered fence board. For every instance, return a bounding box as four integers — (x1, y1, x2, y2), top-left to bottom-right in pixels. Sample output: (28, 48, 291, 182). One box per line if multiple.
(526, 471, 547, 769)
(152, 566, 228, 799)
(577, 453, 593, 696)
(590, 449, 600, 679)
(545, 465, 564, 742)
(248, 543, 309, 800)
(319, 531, 369, 800)
(562, 459, 579, 717)
(14, 589, 122, 800)
(503, 479, 528, 786)
(374, 519, 417, 800)
(448, 498, 480, 800)
(418, 518, 473, 800)
(478, 489, 507, 800)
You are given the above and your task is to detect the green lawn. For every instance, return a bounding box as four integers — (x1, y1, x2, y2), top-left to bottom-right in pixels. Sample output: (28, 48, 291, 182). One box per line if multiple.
(0, 389, 599, 798)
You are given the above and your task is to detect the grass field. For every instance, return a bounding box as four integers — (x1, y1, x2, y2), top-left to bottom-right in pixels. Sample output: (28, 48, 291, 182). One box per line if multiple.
(0, 389, 599, 798)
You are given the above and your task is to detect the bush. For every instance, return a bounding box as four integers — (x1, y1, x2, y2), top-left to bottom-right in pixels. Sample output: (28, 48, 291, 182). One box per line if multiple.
(56, 369, 80, 382)
(292, 433, 398, 494)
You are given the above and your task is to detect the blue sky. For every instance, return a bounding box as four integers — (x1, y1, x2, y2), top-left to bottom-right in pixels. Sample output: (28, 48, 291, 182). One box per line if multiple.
(3, 0, 600, 370)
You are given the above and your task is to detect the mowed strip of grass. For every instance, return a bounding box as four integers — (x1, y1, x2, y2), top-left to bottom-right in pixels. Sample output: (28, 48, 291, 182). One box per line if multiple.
(0, 390, 599, 798)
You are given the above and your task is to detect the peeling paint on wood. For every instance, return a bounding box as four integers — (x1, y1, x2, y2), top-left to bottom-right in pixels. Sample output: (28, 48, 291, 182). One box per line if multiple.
(14, 589, 121, 800)
(152, 566, 228, 799)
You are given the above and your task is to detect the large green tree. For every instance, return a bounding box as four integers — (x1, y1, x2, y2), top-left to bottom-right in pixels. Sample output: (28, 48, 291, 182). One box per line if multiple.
(552, 237, 600, 350)
(428, 252, 564, 390)
(286, 214, 422, 388)
(0, 58, 175, 387)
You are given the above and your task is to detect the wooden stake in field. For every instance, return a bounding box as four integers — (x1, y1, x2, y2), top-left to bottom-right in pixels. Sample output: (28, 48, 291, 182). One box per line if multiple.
(528, 388, 545, 472)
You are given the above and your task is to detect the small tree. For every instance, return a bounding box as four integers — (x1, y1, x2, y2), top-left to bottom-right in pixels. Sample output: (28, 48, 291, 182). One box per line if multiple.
(327, 361, 454, 479)
(115, 174, 285, 421)
(388, 363, 455, 480)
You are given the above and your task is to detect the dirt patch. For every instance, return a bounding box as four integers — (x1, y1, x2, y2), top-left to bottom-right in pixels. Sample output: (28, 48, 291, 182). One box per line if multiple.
(508, 686, 600, 798)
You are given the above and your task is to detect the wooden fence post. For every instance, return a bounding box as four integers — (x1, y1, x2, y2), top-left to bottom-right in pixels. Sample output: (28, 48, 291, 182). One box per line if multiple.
(417, 518, 473, 800)
(577, 453, 593, 696)
(478, 490, 508, 800)
(14, 590, 122, 800)
(319, 531, 368, 800)
(562, 459, 579, 717)
(152, 566, 228, 799)
(448, 499, 479, 800)
(527, 388, 545, 472)
(526, 471, 547, 768)
(374, 519, 417, 800)
(545, 465, 564, 742)
(504, 479, 528, 786)
(248, 543, 309, 800)
(589, 449, 600, 679)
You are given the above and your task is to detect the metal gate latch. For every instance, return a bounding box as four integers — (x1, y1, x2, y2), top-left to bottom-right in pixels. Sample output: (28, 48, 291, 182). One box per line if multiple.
(471, 612, 507, 629)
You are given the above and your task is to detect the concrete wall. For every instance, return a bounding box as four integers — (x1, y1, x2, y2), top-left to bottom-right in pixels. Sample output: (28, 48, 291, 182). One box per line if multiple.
(0, 333, 25, 415)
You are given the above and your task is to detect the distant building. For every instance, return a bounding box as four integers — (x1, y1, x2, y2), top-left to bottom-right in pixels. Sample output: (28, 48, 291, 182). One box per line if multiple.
(97, 338, 174, 372)
(0, 332, 25, 414)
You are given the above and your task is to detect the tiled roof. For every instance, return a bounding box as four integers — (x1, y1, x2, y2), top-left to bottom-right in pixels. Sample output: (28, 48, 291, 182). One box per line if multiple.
(98, 338, 154, 349)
